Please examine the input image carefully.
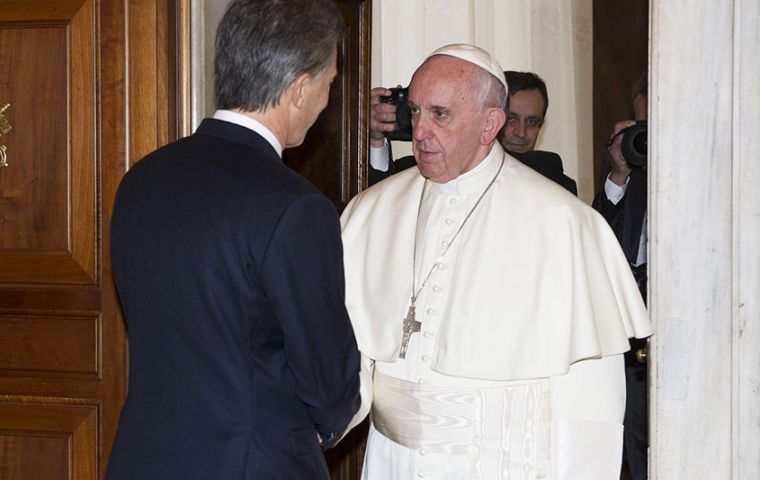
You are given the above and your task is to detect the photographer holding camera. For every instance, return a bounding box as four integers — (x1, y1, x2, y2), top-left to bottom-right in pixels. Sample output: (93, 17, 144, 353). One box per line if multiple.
(594, 72, 647, 271)
(367, 72, 578, 194)
(367, 86, 416, 185)
(592, 71, 649, 480)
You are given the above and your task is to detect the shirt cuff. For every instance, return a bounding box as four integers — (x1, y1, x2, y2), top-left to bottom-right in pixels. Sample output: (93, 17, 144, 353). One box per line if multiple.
(604, 174, 629, 205)
(369, 141, 390, 172)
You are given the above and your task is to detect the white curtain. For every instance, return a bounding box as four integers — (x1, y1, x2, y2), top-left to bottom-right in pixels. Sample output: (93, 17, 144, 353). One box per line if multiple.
(372, 0, 594, 201)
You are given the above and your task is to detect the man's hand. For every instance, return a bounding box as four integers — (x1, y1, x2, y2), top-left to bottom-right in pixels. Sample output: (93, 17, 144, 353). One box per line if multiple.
(607, 120, 636, 186)
(370, 87, 398, 147)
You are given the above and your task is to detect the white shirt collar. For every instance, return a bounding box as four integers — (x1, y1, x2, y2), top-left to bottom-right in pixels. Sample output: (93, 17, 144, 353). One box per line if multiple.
(212, 109, 283, 157)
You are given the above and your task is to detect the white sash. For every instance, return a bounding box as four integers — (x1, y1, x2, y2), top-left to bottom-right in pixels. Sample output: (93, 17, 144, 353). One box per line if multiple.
(372, 372, 552, 479)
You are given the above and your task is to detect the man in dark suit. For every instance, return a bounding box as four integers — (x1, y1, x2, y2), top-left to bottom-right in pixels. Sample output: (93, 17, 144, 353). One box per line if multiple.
(592, 72, 649, 480)
(500, 71, 577, 195)
(106, 1, 360, 478)
(368, 70, 578, 195)
(508, 149, 577, 195)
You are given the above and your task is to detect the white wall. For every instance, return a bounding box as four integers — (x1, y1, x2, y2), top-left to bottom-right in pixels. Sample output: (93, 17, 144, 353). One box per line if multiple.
(203, 0, 236, 114)
(649, 0, 760, 477)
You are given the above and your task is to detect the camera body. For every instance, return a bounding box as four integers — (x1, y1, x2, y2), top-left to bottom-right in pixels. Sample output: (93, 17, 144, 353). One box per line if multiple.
(619, 121, 647, 167)
(379, 87, 412, 141)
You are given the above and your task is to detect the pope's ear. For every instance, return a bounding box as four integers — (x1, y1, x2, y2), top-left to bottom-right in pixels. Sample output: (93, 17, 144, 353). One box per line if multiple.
(288, 72, 311, 109)
(481, 107, 507, 144)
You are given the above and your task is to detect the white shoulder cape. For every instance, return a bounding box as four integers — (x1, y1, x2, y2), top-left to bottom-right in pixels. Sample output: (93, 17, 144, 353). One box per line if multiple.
(340, 148, 652, 381)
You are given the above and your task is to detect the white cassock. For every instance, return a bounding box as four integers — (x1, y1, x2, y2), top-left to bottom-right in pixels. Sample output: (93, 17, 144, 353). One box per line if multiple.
(340, 144, 652, 479)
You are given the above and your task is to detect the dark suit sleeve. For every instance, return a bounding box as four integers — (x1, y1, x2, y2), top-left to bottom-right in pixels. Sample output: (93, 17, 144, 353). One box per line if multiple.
(593, 171, 647, 266)
(368, 155, 417, 186)
(368, 164, 391, 186)
(508, 150, 577, 195)
(592, 180, 633, 268)
(368, 141, 417, 186)
(561, 175, 578, 196)
(593, 182, 624, 220)
(367, 142, 395, 186)
(260, 193, 360, 448)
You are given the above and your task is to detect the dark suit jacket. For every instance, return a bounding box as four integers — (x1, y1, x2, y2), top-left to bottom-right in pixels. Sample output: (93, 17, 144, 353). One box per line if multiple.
(369, 147, 578, 196)
(508, 150, 578, 195)
(367, 141, 415, 186)
(592, 169, 647, 266)
(592, 167, 648, 470)
(106, 118, 360, 480)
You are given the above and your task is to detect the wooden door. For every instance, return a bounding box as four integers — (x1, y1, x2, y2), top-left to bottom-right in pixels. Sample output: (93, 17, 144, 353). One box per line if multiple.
(0, 1, 175, 478)
(282, 1, 372, 478)
(283, 0, 371, 211)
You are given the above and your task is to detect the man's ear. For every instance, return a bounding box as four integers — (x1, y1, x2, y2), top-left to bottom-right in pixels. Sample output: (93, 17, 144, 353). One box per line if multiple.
(481, 107, 507, 144)
(288, 72, 311, 109)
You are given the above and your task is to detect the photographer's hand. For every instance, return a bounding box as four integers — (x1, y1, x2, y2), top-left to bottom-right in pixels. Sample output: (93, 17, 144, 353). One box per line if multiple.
(370, 87, 398, 147)
(607, 120, 636, 186)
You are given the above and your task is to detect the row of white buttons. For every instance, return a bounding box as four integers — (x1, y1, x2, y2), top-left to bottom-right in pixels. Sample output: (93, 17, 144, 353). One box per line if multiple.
(416, 200, 457, 387)
(417, 446, 428, 478)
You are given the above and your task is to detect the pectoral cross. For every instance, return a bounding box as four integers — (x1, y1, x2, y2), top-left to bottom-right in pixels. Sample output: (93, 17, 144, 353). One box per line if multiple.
(399, 302, 421, 359)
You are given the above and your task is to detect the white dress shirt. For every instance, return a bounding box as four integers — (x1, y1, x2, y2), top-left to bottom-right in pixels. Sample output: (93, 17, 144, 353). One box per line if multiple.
(212, 109, 283, 157)
(604, 175, 648, 266)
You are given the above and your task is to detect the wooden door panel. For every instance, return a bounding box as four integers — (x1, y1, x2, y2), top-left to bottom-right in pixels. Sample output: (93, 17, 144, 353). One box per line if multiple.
(0, 26, 68, 251)
(0, 2, 87, 22)
(0, 402, 97, 479)
(0, 434, 68, 480)
(0, 314, 99, 377)
(0, 0, 173, 478)
(0, 0, 97, 285)
(283, 0, 370, 212)
(0, 3, 101, 479)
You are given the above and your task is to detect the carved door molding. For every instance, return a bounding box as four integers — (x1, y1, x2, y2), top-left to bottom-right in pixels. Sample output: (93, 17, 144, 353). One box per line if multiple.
(0, 1, 176, 478)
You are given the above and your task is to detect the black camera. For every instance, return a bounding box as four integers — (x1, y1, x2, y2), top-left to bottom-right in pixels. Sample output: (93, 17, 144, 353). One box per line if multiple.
(379, 87, 412, 141)
(619, 121, 647, 167)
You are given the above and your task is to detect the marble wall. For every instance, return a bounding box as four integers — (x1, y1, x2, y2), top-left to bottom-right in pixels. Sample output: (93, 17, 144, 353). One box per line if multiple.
(649, 0, 760, 477)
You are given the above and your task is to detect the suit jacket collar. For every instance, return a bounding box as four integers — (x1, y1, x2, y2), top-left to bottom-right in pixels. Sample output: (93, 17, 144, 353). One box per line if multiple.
(195, 118, 281, 161)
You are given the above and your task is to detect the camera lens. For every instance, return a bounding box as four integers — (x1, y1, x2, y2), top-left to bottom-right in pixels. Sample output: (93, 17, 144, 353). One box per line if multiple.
(380, 87, 412, 141)
(620, 121, 647, 167)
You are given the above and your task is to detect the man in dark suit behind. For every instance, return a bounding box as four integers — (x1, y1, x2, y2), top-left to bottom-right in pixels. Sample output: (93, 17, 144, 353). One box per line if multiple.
(592, 72, 649, 480)
(106, 1, 360, 478)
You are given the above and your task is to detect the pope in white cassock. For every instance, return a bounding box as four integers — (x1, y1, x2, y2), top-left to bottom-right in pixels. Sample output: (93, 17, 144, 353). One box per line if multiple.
(339, 43, 652, 479)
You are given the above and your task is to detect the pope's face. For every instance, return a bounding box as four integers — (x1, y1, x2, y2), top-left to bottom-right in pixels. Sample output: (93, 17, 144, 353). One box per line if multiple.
(408, 56, 491, 184)
(500, 89, 546, 154)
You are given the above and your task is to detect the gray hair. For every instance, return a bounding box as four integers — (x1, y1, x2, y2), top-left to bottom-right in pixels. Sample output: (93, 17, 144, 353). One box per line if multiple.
(473, 67, 507, 112)
(215, 0, 345, 112)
